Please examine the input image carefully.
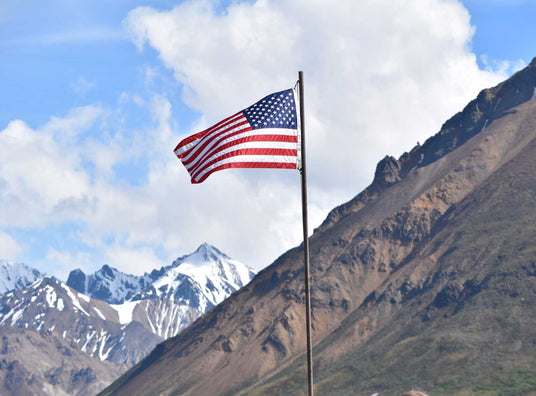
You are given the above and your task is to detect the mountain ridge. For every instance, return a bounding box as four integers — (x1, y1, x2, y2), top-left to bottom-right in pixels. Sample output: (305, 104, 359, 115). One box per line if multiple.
(66, 242, 256, 311)
(0, 243, 256, 396)
(318, 57, 536, 233)
(100, 57, 536, 396)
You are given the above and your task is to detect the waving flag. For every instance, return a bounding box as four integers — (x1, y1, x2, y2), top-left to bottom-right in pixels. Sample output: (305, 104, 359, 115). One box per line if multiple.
(174, 88, 299, 183)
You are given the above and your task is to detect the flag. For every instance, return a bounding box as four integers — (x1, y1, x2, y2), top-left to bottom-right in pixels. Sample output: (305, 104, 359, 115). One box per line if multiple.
(174, 88, 299, 183)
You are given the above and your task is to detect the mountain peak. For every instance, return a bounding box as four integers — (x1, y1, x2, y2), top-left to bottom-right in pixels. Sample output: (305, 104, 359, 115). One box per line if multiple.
(0, 260, 42, 294)
(100, 264, 116, 278)
(28, 275, 63, 291)
(193, 242, 229, 262)
(66, 265, 147, 304)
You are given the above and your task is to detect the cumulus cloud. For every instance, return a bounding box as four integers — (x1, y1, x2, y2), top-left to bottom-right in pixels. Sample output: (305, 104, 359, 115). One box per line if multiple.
(124, 0, 506, 198)
(0, 232, 21, 259)
(0, 117, 92, 227)
(0, 0, 515, 276)
(44, 248, 94, 281)
(117, 0, 509, 268)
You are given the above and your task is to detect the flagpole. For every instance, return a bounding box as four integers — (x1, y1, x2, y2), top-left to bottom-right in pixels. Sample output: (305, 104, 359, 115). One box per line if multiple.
(298, 70, 314, 396)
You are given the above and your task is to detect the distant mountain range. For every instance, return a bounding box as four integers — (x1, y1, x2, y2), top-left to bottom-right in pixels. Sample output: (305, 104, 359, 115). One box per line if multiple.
(0, 243, 256, 396)
(67, 243, 255, 309)
(101, 58, 536, 396)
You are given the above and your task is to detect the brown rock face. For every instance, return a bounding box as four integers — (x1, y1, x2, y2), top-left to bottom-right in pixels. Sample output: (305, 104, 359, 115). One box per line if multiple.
(0, 327, 122, 396)
(101, 58, 536, 396)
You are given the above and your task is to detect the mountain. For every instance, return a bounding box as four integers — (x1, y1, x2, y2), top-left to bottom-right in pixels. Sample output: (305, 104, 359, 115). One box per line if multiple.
(147, 243, 257, 311)
(66, 265, 150, 304)
(0, 276, 154, 396)
(0, 276, 160, 366)
(0, 260, 42, 294)
(0, 244, 255, 395)
(100, 58, 536, 396)
(0, 327, 121, 396)
(67, 243, 256, 337)
(67, 243, 255, 307)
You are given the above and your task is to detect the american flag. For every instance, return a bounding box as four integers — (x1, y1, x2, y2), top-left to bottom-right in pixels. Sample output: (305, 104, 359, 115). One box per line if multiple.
(174, 89, 299, 184)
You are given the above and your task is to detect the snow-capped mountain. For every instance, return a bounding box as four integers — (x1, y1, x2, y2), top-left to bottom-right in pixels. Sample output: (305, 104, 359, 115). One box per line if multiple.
(150, 243, 256, 311)
(64, 243, 256, 339)
(0, 260, 43, 294)
(0, 244, 255, 357)
(0, 276, 160, 366)
(66, 265, 151, 304)
(0, 244, 256, 395)
(67, 242, 256, 323)
(68, 243, 255, 307)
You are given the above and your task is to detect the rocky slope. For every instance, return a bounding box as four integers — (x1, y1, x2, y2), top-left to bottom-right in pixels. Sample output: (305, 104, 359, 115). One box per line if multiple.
(0, 276, 160, 366)
(0, 327, 121, 396)
(100, 58, 536, 396)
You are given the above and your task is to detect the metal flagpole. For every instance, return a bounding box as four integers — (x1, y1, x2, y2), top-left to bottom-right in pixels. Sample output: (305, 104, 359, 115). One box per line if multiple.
(298, 70, 314, 396)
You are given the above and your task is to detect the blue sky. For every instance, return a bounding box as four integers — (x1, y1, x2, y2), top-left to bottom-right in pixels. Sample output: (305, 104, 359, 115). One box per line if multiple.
(1, 0, 535, 279)
(463, 0, 536, 65)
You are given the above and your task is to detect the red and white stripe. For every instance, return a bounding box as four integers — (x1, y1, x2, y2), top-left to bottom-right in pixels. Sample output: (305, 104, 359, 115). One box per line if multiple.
(174, 111, 299, 184)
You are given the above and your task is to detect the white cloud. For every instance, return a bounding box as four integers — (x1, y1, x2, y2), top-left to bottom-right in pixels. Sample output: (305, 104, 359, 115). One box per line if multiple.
(104, 244, 167, 275)
(0, 118, 92, 226)
(1, 0, 517, 276)
(124, 0, 506, 195)
(119, 0, 509, 269)
(0, 232, 21, 259)
(479, 54, 526, 75)
(43, 248, 94, 281)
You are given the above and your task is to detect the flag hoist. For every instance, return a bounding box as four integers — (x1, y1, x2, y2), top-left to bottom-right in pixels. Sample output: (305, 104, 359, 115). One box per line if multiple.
(174, 71, 314, 396)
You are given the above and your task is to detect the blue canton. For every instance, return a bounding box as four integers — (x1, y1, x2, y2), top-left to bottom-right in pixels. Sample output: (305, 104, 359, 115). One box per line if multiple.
(242, 89, 297, 130)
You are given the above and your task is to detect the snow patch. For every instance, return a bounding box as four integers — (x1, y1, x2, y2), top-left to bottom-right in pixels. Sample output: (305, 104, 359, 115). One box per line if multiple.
(494, 97, 501, 111)
(532, 87, 536, 100)
(81, 331, 96, 352)
(93, 306, 106, 320)
(152, 245, 256, 310)
(111, 300, 140, 324)
(44, 285, 57, 308)
(480, 119, 488, 132)
(10, 307, 25, 326)
(409, 153, 424, 173)
(60, 283, 89, 316)
(78, 293, 90, 302)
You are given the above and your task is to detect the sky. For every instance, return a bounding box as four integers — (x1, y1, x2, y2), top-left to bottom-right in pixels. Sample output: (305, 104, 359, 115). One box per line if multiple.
(1, 0, 535, 280)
